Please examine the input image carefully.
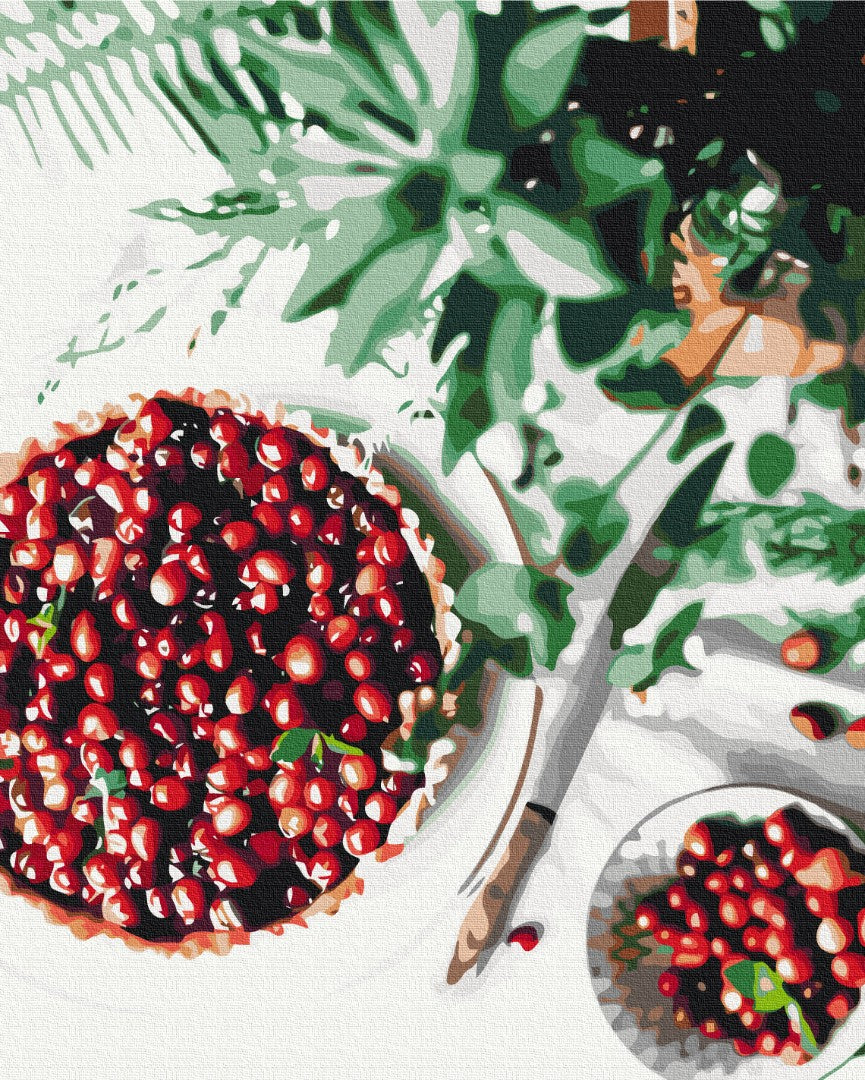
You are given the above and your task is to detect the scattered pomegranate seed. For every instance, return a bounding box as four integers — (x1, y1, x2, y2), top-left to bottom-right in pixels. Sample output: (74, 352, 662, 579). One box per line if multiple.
(507, 924, 540, 951)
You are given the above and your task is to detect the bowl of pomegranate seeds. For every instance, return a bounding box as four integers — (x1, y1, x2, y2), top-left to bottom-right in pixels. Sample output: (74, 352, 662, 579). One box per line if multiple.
(587, 786, 865, 1075)
(0, 389, 471, 954)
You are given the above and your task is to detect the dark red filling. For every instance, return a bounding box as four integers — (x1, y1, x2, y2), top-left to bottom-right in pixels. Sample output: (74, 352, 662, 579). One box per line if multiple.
(0, 395, 443, 944)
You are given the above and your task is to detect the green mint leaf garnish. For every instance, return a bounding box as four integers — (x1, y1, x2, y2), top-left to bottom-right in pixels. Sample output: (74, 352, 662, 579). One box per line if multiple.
(270, 728, 317, 766)
(320, 734, 363, 757)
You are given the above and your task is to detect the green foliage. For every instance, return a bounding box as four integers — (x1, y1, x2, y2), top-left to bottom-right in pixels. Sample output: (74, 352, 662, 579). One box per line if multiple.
(724, 959, 819, 1055)
(607, 602, 703, 692)
(747, 433, 796, 497)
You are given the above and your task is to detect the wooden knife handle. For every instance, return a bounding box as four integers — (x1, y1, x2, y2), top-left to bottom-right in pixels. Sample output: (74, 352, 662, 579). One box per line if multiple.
(447, 803, 553, 985)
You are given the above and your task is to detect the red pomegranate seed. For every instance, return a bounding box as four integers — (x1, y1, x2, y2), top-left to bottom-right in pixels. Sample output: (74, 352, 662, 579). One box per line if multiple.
(84, 663, 115, 703)
(176, 674, 209, 710)
(278, 636, 325, 685)
(365, 791, 397, 824)
(146, 886, 171, 919)
(318, 513, 344, 546)
(111, 594, 139, 631)
(265, 683, 306, 730)
(262, 475, 290, 503)
(339, 714, 367, 742)
(211, 848, 257, 889)
(507, 924, 540, 951)
(135, 650, 163, 681)
(0, 485, 32, 516)
(83, 853, 122, 893)
(374, 532, 408, 568)
(305, 553, 333, 592)
(27, 468, 61, 505)
(245, 550, 293, 586)
(284, 885, 310, 908)
(167, 502, 202, 540)
(243, 746, 270, 771)
(391, 628, 414, 653)
(210, 795, 252, 837)
(279, 805, 313, 839)
(245, 621, 267, 656)
(345, 649, 373, 681)
(10, 540, 50, 569)
(339, 754, 376, 791)
(220, 520, 257, 551)
(269, 772, 302, 809)
(337, 788, 359, 820)
(218, 443, 250, 481)
(150, 562, 188, 607)
(300, 456, 328, 491)
(26, 504, 58, 540)
(151, 776, 190, 812)
(287, 504, 314, 539)
(149, 712, 180, 744)
(52, 542, 87, 586)
(373, 587, 404, 626)
(343, 820, 380, 856)
(353, 683, 392, 723)
(225, 674, 257, 715)
(247, 830, 282, 866)
(130, 818, 161, 862)
(190, 441, 216, 469)
(3, 568, 26, 604)
(256, 428, 293, 470)
(213, 716, 250, 755)
(207, 757, 247, 793)
(172, 878, 206, 925)
(210, 413, 242, 446)
(312, 814, 343, 848)
(326, 615, 359, 652)
(304, 778, 337, 811)
(307, 850, 341, 890)
(78, 704, 119, 741)
(308, 593, 333, 622)
(356, 564, 387, 595)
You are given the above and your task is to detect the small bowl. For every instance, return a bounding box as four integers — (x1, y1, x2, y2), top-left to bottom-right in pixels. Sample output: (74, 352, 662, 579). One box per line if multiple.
(587, 784, 865, 1079)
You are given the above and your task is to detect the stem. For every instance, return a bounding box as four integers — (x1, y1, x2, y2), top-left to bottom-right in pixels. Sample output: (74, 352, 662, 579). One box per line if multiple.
(604, 409, 679, 493)
(819, 1046, 865, 1080)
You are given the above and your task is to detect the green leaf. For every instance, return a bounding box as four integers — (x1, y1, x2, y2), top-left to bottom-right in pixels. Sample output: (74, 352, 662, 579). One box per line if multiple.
(270, 728, 317, 765)
(83, 768, 127, 802)
(0, 759, 15, 771)
(668, 403, 726, 463)
(696, 139, 725, 162)
(792, 363, 865, 428)
(724, 959, 758, 997)
(320, 734, 364, 757)
(501, 13, 587, 129)
(453, 564, 575, 672)
(554, 479, 628, 577)
(747, 433, 796, 498)
(608, 601, 703, 692)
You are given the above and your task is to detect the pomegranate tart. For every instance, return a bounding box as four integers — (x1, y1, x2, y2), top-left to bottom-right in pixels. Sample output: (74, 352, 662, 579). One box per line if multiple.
(0, 392, 460, 953)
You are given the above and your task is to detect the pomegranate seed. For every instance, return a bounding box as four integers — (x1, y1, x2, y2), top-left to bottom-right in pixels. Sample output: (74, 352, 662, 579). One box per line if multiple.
(135, 650, 163, 681)
(278, 635, 325, 684)
(374, 531, 408, 567)
(243, 746, 270, 770)
(26, 504, 58, 540)
(287, 504, 314, 539)
(172, 878, 206, 925)
(220, 520, 257, 551)
(225, 674, 258, 715)
(243, 550, 293, 586)
(111, 594, 139, 630)
(304, 777, 337, 811)
(356, 564, 387, 596)
(211, 848, 257, 888)
(262, 475, 290, 503)
(0, 485, 32, 516)
(343, 820, 380, 856)
(3, 568, 26, 604)
(353, 683, 392, 723)
(312, 814, 343, 848)
(246, 622, 266, 652)
(326, 615, 359, 652)
(305, 553, 333, 592)
(268, 772, 302, 809)
(210, 795, 252, 837)
(345, 649, 373, 681)
(52, 541, 87, 586)
(118, 734, 149, 771)
(210, 413, 242, 446)
(339, 714, 367, 742)
(407, 651, 438, 683)
(507, 924, 540, 951)
(83, 663, 115, 703)
(149, 712, 180, 744)
(218, 443, 250, 481)
(175, 674, 209, 712)
(279, 805, 313, 838)
(78, 704, 119, 741)
(146, 886, 171, 919)
(338, 789, 359, 820)
(256, 428, 294, 470)
(213, 715, 250, 755)
(307, 850, 341, 889)
(190, 441, 216, 469)
(207, 758, 247, 793)
(150, 562, 188, 607)
(50, 864, 83, 896)
(247, 830, 282, 866)
(365, 791, 397, 824)
(373, 587, 404, 626)
(12, 845, 51, 883)
(10, 540, 50, 569)
(300, 456, 328, 491)
(308, 593, 333, 622)
(264, 683, 307, 730)
(130, 818, 161, 862)
(83, 853, 122, 893)
(151, 776, 190, 812)
(318, 513, 345, 546)
(167, 502, 202, 540)
(284, 885, 310, 908)
(339, 754, 377, 791)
